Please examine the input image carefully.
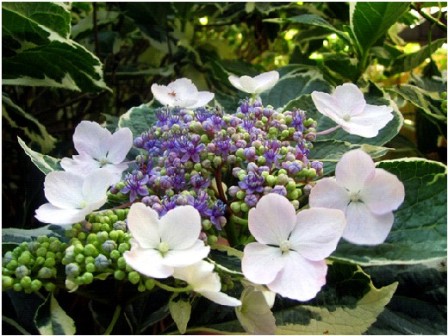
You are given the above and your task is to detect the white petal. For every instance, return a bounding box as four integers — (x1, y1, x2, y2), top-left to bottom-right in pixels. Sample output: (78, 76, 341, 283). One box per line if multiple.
(124, 248, 173, 278)
(162, 241, 210, 267)
(159, 206, 202, 249)
(73, 121, 111, 159)
(106, 128, 133, 163)
(253, 71, 280, 93)
(311, 91, 344, 120)
(228, 75, 245, 92)
(127, 203, 161, 249)
(173, 261, 219, 292)
(335, 149, 375, 192)
(242, 243, 284, 285)
(361, 168, 405, 215)
(309, 177, 350, 211)
(289, 208, 345, 261)
(248, 193, 296, 245)
(239, 76, 259, 94)
(267, 253, 327, 301)
(348, 104, 394, 137)
(61, 155, 100, 176)
(200, 291, 242, 307)
(44, 171, 84, 209)
(151, 83, 176, 106)
(332, 83, 366, 116)
(343, 202, 394, 245)
(189, 91, 215, 108)
(169, 78, 198, 96)
(82, 170, 113, 204)
(35, 203, 90, 225)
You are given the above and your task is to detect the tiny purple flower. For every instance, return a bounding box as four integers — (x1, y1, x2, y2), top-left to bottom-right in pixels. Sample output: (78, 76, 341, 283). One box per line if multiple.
(121, 172, 149, 202)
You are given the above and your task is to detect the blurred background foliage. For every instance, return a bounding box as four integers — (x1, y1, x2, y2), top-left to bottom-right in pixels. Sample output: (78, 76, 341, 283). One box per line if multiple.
(2, 2, 446, 231)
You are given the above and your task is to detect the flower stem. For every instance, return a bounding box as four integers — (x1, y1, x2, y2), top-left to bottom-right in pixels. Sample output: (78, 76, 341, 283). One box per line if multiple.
(104, 305, 122, 335)
(230, 214, 248, 226)
(316, 125, 342, 136)
(153, 280, 192, 293)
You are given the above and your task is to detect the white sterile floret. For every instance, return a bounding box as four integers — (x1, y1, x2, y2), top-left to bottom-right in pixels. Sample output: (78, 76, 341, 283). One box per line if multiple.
(228, 70, 279, 95)
(173, 260, 241, 307)
(311, 83, 394, 138)
(123, 203, 210, 279)
(309, 149, 405, 245)
(35, 170, 112, 225)
(151, 78, 214, 108)
(61, 121, 133, 184)
(242, 193, 346, 301)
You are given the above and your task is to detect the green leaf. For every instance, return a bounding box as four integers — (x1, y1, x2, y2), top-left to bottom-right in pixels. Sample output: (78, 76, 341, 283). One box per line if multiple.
(389, 84, 446, 126)
(3, 95, 57, 153)
(2, 225, 67, 245)
(260, 73, 332, 108)
(275, 281, 398, 334)
(266, 14, 350, 44)
(333, 158, 447, 265)
(322, 54, 361, 82)
(350, 2, 410, 54)
(389, 38, 446, 75)
(17, 137, 61, 175)
(2, 2, 110, 92)
(310, 140, 391, 175)
(169, 297, 191, 334)
(118, 104, 156, 138)
(35, 294, 76, 335)
(284, 94, 403, 147)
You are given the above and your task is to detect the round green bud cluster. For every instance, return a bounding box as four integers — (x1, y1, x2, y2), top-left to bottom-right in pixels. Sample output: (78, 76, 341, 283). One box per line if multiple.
(63, 209, 134, 288)
(61, 209, 157, 293)
(2, 236, 67, 294)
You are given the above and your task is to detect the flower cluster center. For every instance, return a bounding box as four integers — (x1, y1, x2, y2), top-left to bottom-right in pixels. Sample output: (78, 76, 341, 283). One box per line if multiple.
(279, 240, 291, 254)
(158, 241, 170, 256)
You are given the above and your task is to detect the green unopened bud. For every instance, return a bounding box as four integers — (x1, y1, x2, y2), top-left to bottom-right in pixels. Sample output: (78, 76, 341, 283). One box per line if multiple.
(213, 156, 222, 167)
(145, 278, 155, 290)
(108, 231, 119, 241)
(230, 202, 241, 213)
(276, 174, 289, 185)
(44, 257, 56, 268)
(86, 233, 97, 244)
(236, 190, 245, 200)
(13, 283, 23, 292)
(291, 200, 300, 210)
(117, 257, 127, 269)
(118, 243, 130, 254)
(288, 189, 300, 200)
(95, 254, 110, 271)
(257, 156, 266, 165)
(2, 251, 13, 266)
(2, 276, 13, 288)
(202, 220, 212, 231)
(85, 263, 96, 273)
(208, 235, 218, 245)
(82, 272, 94, 284)
(18, 251, 32, 265)
(65, 263, 80, 277)
(75, 254, 85, 264)
(286, 181, 296, 192)
(266, 175, 276, 186)
(97, 231, 109, 243)
(37, 236, 48, 244)
(304, 118, 316, 127)
(38, 267, 54, 279)
(36, 247, 47, 258)
(240, 203, 249, 213)
(128, 271, 140, 285)
(110, 250, 121, 260)
(114, 270, 126, 281)
(113, 221, 127, 231)
(6, 260, 18, 271)
(84, 244, 99, 257)
(15, 265, 30, 279)
(102, 240, 117, 253)
(31, 279, 42, 291)
(45, 282, 56, 292)
(20, 276, 32, 288)
(35, 256, 46, 266)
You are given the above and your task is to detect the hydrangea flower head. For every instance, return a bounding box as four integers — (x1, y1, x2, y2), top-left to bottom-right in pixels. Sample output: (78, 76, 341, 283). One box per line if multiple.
(124, 203, 210, 278)
(35, 170, 112, 225)
(309, 149, 405, 245)
(61, 121, 133, 184)
(228, 71, 279, 95)
(151, 78, 214, 108)
(311, 83, 394, 138)
(173, 260, 241, 307)
(242, 193, 346, 301)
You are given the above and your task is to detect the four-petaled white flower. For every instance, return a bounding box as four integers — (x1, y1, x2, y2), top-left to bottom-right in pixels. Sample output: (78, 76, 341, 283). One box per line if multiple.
(124, 203, 210, 279)
(61, 121, 133, 184)
(311, 83, 394, 138)
(309, 149, 405, 245)
(228, 71, 279, 95)
(242, 193, 346, 301)
(173, 260, 241, 307)
(151, 78, 214, 108)
(35, 170, 113, 225)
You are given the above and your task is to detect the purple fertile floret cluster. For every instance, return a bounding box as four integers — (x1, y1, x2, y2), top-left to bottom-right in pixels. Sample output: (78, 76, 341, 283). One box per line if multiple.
(117, 98, 322, 232)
